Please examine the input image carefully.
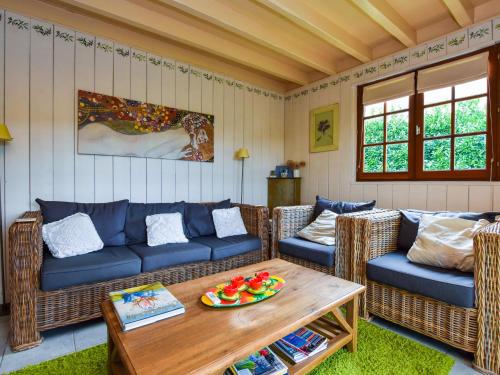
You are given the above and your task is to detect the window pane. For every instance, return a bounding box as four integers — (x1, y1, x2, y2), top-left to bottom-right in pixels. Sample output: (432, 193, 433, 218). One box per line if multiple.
(386, 112, 409, 142)
(364, 117, 384, 144)
(424, 138, 451, 171)
(364, 102, 384, 117)
(386, 143, 408, 172)
(455, 77, 487, 99)
(424, 86, 451, 105)
(387, 96, 409, 112)
(455, 97, 487, 134)
(363, 146, 383, 173)
(424, 104, 451, 137)
(454, 135, 487, 170)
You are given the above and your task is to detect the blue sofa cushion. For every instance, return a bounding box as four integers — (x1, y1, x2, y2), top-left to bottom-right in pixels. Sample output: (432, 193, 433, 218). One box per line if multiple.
(36, 199, 129, 246)
(397, 209, 500, 252)
(129, 242, 211, 272)
(313, 195, 376, 219)
(279, 237, 335, 267)
(191, 234, 261, 260)
(125, 202, 186, 244)
(367, 251, 475, 308)
(184, 199, 231, 238)
(41, 246, 141, 291)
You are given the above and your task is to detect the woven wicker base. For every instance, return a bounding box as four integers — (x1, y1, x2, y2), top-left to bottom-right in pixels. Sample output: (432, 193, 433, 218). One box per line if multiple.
(278, 254, 334, 275)
(366, 280, 478, 353)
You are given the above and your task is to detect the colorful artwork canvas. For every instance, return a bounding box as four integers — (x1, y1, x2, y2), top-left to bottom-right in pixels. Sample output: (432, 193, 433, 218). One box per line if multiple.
(78, 90, 214, 161)
(309, 103, 339, 153)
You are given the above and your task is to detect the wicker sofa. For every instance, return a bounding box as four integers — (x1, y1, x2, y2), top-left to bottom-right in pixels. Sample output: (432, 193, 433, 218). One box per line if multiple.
(9, 202, 269, 352)
(335, 209, 500, 374)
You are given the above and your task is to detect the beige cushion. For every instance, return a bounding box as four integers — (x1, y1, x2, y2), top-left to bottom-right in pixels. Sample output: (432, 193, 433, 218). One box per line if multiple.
(407, 214, 489, 272)
(297, 210, 338, 245)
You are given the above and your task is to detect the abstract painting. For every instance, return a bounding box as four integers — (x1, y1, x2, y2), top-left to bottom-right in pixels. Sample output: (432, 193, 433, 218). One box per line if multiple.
(309, 103, 339, 153)
(77, 90, 214, 161)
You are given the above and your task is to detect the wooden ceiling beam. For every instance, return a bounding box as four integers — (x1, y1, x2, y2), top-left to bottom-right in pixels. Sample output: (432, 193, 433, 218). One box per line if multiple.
(57, 0, 310, 85)
(350, 0, 417, 47)
(442, 0, 474, 27)
(159, 0, 336, 75)
(255, 0, 372, 63)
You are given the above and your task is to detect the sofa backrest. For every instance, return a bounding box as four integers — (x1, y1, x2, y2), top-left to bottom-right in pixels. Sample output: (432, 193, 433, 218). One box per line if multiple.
(183, 199, 231, 238)
(397, 209, 500, 252)
(36, 199, 129, 246)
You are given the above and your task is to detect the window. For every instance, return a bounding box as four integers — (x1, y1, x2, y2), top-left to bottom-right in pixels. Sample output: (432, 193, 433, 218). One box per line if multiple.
(357, 48, 496, 181)
(361, 96, 412, 178)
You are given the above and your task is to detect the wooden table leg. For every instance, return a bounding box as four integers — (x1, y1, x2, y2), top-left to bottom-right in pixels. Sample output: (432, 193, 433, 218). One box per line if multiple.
(346, 296, 359, 352)
(107, 331, 115, 375)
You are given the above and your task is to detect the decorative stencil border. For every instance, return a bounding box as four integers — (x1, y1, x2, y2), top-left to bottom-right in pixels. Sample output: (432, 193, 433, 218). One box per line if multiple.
(287, 17, 499, 99)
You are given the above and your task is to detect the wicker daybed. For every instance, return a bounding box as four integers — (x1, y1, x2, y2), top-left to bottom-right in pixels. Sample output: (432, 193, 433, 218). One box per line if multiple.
(335, 209, 500, 374)
(9, 203, 269, 352)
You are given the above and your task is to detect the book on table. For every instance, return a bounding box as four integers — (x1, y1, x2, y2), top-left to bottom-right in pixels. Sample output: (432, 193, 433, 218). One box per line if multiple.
(109, 281, 185, 331)
(272, 327, 328, 363)
(228, 346, 288, 375)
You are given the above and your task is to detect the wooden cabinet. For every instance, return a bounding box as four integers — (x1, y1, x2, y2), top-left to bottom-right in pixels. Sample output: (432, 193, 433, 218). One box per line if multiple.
(267, 177, 301, 212)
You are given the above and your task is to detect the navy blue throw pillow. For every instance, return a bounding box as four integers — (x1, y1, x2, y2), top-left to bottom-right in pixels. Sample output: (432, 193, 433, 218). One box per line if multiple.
(397, 209, 500, 252)
(184, 199, 231, 238)
(125, 202, 186, 245)
(313, 195, 376, 218)
(36, 199, 129, 246)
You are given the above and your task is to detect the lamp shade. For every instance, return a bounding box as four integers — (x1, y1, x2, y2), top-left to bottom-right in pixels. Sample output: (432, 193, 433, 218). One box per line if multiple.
(0, 124, 12, 141)
(237, 148, 249, 159)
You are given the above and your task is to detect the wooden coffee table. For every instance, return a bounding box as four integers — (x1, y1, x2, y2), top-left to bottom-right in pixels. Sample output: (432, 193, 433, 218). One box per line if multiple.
(102, 259, 365, 375)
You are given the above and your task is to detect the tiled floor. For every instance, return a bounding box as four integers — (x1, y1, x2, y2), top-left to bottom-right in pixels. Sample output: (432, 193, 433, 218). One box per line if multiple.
(0, 315, 479, 374)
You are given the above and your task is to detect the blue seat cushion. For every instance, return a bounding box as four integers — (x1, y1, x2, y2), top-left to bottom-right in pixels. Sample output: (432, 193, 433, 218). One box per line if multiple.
(367, 251, 475, 308)
(279, 237, 335, 267)
(129, 242, 211, 272)
(36, 199, 129, 246)
(125, 202, 186, 244)
(397, 209, 500, 252)
(191, 234, 261, 260)
(184, 199, 231, 238)
(41, 246, 141, 291)
(313, 195, 375, 219)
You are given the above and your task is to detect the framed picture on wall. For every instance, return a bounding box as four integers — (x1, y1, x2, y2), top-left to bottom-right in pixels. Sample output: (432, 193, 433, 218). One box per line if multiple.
(309, 103, 339, 153)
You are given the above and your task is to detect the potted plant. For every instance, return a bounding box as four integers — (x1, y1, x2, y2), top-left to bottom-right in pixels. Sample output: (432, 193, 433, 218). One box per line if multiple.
(286, 160, 306, 178)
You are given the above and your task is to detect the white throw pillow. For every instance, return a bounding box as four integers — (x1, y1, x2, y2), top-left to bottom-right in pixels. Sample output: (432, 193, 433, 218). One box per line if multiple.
(297, 210, 338, 245)
(407, 214, 489, 272)
(146, 212, 188, 246)
(212, 207, 247, 238)
(42, 212, 104, 259)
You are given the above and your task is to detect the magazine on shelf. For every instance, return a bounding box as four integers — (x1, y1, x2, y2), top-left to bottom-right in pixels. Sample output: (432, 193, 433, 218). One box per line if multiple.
(229, 346, 288, 375)
(109, 281, 185, 331)
(272, 327, 328, 363)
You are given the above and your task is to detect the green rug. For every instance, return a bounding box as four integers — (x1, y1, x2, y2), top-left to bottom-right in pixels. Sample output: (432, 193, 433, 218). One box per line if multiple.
(9, 320, 454, 375)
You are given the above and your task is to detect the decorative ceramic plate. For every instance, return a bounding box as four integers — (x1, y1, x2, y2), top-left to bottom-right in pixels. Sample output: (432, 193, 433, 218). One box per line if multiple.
(201, 276, 285, 308)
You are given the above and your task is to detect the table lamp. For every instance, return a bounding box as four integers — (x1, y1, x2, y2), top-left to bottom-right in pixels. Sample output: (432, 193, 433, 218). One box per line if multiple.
(237, 148, 249, 203)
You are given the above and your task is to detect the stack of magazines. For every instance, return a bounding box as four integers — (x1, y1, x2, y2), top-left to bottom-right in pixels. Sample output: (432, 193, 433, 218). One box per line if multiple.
(226, 347, 288, 375)
(272, 327, 328, 363)
(109, 281, 185, 331)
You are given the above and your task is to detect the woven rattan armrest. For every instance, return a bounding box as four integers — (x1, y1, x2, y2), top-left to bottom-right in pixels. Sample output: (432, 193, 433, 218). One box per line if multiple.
(271, 205, 314, 259)
(473, 221, 500, 374)
(9, 211, 43, 350)
(233, 203, 270, 260)
(335, 209, 401, 283)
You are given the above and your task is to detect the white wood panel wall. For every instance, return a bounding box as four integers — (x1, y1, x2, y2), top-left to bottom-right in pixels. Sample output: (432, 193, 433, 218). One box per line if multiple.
(284, 18, 500, 213)
(0, 11, 284, 303)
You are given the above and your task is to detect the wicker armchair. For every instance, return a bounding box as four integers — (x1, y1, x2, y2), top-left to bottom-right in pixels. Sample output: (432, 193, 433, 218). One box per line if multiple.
(272, 205, 335, 274)
(335, 209, 500, 374)
(9, 203, 269, 352)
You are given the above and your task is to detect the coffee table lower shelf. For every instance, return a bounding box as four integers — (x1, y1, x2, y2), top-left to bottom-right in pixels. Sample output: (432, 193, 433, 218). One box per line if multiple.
(271, 303, 358, 375)
(106, 298, 359, 375)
